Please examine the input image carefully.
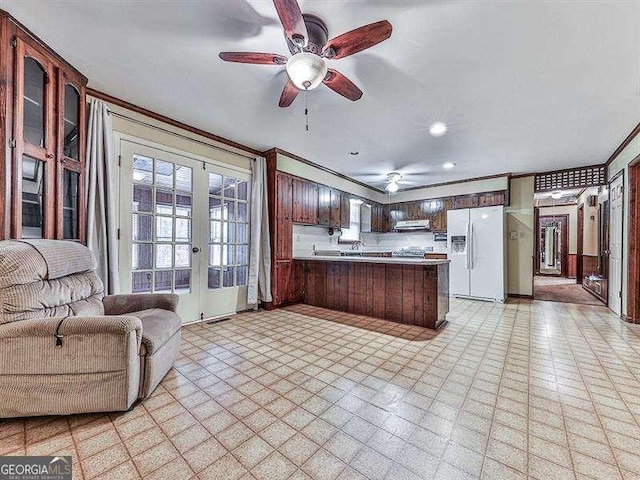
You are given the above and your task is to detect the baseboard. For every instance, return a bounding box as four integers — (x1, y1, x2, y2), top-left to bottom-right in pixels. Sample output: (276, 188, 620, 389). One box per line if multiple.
(622, 314, 639, 324)
(508, 293, 534, 299)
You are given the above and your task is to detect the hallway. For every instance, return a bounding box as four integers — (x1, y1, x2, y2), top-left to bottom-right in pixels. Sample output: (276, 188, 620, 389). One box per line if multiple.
(534, 276, 605, 306)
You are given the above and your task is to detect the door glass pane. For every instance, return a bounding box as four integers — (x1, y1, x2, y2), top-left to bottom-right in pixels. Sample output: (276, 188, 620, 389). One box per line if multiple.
(176, 194, 192, 217)
(155, 244, 172, 268)
(133, 156, 153, 184)
(132, 272, 152, 293)
(155, 190, 173, 214)
(155, 160, 174, 188)
(154, 271, 172, 292)
(210, 221, 222, 243)
(175, 218, 191, 242)
(175, 165, 192, 192)
(209, 197, 222, 219)
(208, 268, 221, 289)
(133, 185, 153, 212)
(223, 267, 234, 287)
(63, 84, 79, 160)
(209, 173, 223, 195)
(210, 244, 222, 266)
(236, 180, 248, 201)
(132, 243, 153, 270)
(21, 155, 45, 239)
(133, 214, 153, 241)
(237, 202, 248, 222)
(156, 216, 173, 242)
(237, 266, 248, 286)
(237, 223, 249, 244)
(23, 57, 46, 147)
(224, 177, 236, 198)
(236, 245, 248, 265)
(62, 169, 80, 239)
(175, 244, 191, 267)
(174, 270, 191, 294)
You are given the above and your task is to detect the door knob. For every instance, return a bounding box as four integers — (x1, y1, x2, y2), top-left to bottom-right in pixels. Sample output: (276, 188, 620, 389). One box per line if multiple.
(192, 247, 200, 253)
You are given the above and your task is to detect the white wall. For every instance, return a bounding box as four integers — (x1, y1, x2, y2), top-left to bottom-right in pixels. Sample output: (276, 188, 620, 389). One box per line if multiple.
(507, 176, 534, 296)
(608, 131, 640, 318)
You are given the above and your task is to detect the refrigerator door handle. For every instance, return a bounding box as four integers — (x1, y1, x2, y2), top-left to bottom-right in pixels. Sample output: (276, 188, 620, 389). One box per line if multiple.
(469, 222, 474, 270)
(465, 221, 471, 269)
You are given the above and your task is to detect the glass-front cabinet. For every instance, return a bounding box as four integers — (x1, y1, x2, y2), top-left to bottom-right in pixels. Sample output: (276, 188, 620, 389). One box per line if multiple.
(56, 72, 85, 241)
(2, 17, 87, 242)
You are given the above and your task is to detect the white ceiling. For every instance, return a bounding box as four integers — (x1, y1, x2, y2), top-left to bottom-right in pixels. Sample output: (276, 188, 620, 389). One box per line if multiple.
(3, 0, 639, 190)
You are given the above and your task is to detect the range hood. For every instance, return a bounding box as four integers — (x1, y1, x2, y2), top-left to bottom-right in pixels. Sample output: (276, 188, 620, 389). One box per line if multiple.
(394, 219, 430, 231)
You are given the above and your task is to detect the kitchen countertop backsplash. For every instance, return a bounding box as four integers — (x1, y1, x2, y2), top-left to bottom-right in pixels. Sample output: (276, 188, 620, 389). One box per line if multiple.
(292, 224, 448, 256)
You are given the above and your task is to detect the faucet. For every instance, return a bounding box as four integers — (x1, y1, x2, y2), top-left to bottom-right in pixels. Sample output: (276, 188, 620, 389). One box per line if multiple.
(351, 240, 364, 250)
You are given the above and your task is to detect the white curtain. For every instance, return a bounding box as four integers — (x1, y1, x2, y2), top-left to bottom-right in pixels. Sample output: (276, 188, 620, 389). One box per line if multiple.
(85, 99, 119, 294)
(248, 156, 272, 305)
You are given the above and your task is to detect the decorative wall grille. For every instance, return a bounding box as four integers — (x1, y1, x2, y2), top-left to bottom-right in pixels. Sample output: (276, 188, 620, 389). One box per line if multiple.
(534, 165, 607, 192)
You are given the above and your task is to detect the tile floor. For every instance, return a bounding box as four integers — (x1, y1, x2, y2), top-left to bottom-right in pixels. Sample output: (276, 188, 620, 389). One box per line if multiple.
(2, 298, 640, 480)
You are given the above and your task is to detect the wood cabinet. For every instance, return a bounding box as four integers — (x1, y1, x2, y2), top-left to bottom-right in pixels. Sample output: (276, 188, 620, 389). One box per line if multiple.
(292, 177, 318, 225)
(274, 171, 293, 260)
(371, 203, 389, 233)
(318, 185, 344, 228)
(0, 11, 87, 241)
(340, 192, 350, 228)
(303, 259, 449, 330)
(273, 260, 304, 305)
(317, 185, 331, 226)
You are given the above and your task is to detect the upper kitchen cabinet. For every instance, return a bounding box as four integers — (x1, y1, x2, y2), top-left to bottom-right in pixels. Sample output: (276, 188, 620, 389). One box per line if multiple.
(0, 11, 88, 241)
(292, 176, 318, 225)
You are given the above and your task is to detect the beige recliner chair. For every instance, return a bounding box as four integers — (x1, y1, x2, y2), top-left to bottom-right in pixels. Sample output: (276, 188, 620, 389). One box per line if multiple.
(0, 240, 182, 418)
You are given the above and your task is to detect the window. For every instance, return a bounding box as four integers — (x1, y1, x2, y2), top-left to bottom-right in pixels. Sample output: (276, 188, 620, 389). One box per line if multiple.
(340, 199, 363, 242)
(208, 173, 250, 289)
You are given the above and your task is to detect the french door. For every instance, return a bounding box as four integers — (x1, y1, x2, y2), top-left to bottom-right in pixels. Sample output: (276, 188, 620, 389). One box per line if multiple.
(118, 138, 251, 323)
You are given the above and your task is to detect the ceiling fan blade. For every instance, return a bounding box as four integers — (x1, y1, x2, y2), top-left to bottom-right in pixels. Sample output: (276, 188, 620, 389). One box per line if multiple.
(279, 80, 299, 107)
(273, 0, 308, 47)
(323, 69, 363, 101)
(219, 52, 288, 65)
(322, 20, 392, 59)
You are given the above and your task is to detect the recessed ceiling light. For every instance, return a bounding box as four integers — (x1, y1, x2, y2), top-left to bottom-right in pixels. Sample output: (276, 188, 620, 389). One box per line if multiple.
(429, 121, 447, 137)
(349, 151, 359, 156)
(551, 191, 563, 199)
(443, 162, 455, 169)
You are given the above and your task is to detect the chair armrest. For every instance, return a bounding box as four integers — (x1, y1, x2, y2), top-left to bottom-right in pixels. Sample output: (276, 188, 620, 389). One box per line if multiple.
(0, 315, 143, 344)
(103, 293, 179, 315)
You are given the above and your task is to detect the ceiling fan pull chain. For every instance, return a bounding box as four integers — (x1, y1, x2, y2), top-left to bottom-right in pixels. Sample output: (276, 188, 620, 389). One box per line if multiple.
(304, 91, 309, 132)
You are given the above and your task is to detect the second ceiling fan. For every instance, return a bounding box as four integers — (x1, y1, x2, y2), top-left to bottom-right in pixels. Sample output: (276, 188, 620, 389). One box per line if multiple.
(219, 0, 392, 107)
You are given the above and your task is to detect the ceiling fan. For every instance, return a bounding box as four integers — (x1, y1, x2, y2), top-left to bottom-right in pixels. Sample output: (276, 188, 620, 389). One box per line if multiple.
(219, 0, 392, 107)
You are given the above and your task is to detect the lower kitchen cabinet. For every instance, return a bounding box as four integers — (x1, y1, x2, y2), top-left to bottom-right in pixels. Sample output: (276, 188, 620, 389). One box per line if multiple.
(273, 260, 304, 305)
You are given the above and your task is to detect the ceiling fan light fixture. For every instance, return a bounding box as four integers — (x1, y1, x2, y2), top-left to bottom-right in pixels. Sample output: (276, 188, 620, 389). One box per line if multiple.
(429, 121, 448, 137)
(285, 52, 327, 90)
(386, 172, 402, 193)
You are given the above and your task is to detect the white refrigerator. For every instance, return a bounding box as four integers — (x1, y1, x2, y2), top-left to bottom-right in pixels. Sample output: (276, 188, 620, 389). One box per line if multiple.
(447, 205, 506, 302)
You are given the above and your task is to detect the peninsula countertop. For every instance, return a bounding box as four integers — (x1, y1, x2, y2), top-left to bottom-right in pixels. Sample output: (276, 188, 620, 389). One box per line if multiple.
(293, 255, 450, 266)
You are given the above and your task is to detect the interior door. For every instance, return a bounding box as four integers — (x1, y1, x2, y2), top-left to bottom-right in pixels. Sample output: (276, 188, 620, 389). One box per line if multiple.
(119, 140, 203, 323)
(470, 206, 504, 301)
(609, 175, 623, 315)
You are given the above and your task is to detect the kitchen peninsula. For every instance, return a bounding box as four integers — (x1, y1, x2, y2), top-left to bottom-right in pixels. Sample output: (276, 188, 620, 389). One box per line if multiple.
(295, 255, 450, 330)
